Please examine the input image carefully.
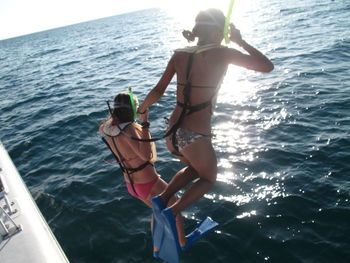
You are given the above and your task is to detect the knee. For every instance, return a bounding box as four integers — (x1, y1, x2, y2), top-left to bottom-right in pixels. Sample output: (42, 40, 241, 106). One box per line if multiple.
(184, 166, 199, 180)
(206, 174, 217, 185)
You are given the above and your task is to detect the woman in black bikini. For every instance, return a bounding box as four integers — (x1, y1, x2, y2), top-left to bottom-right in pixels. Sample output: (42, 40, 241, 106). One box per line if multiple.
(138, 8, 273, 218)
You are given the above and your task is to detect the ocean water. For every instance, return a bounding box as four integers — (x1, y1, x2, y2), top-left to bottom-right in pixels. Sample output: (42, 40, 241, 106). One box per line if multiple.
(1, 0, 350, 262)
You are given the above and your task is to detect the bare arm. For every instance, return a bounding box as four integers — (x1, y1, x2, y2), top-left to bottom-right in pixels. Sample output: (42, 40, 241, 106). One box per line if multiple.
(138, 56, 176, 113)
(228, 24, 274, 72)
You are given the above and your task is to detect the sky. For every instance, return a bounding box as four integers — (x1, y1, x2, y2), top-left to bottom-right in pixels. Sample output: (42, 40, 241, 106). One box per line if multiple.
(0, 0, 230, 40)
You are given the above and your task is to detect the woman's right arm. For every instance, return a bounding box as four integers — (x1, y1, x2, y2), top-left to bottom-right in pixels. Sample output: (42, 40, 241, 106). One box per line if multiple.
(138, 55, 176, 113)
(227, 24, 274, 73)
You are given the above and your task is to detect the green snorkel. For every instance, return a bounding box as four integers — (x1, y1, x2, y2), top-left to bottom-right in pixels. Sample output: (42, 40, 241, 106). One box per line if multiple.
(224, 0, 236, 44)
(128, 87, 137, 121)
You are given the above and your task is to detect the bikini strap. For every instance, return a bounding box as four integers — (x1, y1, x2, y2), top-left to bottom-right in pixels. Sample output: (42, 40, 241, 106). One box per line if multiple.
(177, 82, 216, 89)
(124, 161, 153, 174)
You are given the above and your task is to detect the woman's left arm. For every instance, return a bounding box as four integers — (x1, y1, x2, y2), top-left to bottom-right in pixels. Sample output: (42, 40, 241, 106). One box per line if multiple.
(138, 55, 176, 113)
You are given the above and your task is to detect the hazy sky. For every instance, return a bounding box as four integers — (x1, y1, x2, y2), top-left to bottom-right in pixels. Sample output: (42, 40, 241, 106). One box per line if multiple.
(0, 0, 229, 40)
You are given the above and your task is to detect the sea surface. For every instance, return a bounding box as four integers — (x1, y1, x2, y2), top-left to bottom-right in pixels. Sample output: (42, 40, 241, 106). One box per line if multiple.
(1, 0, 349, 262)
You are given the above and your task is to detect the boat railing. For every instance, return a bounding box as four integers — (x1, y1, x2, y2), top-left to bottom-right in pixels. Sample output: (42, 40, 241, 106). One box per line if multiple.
(0, 170, 22, 240)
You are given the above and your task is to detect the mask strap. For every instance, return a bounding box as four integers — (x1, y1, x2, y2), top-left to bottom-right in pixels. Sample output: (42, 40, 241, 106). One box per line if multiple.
(106, 101, 113, 115)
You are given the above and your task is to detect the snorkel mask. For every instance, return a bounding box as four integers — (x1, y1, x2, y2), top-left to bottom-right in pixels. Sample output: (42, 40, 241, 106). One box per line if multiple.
(195, 2, 235, 45)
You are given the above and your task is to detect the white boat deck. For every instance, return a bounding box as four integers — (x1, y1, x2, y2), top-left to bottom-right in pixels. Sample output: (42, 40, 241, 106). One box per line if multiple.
(0, 142, 69, 263)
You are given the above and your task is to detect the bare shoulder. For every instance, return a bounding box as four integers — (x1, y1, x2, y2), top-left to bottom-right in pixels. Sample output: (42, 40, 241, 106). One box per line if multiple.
(224, 47, 243, 57)
(123, 123, 141, 137)
(172, 51, 187, 63)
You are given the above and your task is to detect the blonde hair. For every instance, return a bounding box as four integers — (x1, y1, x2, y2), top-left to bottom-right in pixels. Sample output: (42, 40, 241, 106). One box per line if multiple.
(183, 8, 226, 41)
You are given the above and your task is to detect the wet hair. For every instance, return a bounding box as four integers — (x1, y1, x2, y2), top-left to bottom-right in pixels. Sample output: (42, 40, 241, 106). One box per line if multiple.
(183, 8, 226, 41)
(112, 92, 138, 123)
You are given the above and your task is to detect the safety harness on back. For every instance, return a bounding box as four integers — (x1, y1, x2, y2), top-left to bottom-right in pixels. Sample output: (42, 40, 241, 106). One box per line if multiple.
(102, 122, 153, 197)
(167, 45, 227, 154)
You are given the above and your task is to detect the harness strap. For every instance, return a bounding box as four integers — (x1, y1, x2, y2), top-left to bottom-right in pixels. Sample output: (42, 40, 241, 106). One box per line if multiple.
(112, 47, 220, 144)
(176, 100, 212, 115)
(102, 136, 139, 196)
(167, 52, 196, 154)
(102, 137, 125, 173)
(124, 161, 153, 174)
(177, 83, 215, 89)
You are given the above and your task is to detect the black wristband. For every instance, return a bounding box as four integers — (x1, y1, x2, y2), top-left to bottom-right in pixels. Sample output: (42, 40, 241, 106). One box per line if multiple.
(141, 121, 150, 129)
(137, 109, 147, 114)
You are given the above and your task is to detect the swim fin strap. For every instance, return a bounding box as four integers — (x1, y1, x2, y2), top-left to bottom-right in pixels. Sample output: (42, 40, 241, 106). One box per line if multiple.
(151, 196, 219, 262)
(181, 216, 219, 251)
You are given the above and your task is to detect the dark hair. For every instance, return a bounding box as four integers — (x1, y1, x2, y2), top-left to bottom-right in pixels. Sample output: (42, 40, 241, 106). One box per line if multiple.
(112, 92, 136, 123)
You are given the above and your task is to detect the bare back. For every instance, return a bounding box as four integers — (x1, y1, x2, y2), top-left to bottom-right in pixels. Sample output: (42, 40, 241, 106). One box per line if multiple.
(169, 48, 229, 135)
(100, 122, 158, 184)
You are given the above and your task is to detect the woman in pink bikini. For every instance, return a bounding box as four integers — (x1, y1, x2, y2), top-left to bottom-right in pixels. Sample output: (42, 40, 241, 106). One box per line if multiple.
(99, 92, 186, 250)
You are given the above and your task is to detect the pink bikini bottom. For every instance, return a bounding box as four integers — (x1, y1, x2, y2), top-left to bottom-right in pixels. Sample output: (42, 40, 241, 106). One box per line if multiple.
(125, 177, 159, 199)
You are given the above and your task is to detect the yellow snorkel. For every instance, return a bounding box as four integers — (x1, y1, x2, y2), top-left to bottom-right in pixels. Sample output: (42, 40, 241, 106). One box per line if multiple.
(224, 0, 236, 44)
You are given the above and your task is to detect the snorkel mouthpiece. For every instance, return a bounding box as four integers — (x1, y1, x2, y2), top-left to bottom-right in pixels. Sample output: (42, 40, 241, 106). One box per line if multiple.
(128, 87, 137, 120)
(224, 0, 235, 44)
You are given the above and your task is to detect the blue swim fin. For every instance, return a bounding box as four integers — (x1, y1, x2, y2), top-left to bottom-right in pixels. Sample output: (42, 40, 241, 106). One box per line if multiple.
(151, 195, 165, 258)
(181, 216, 219, 251)
(158, 207, 181, 263)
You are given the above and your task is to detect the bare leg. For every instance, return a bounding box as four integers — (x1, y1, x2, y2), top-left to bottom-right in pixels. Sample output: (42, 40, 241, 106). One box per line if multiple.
(160, 166, 199, 206)
(169, 137, 217, 216)
(147, 178, 187, 247)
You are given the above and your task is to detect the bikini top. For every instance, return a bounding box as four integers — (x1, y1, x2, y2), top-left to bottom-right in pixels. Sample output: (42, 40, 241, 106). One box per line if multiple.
(102, 120, 153, 174)
(174, 44, 227, 115)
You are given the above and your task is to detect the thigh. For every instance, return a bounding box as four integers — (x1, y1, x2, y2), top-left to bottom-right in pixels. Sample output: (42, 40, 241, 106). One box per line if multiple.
(166, 136, 191, 165)
(147, 177, 180, 206)
(180, 137, 217, 183)
(148, 177, 167, 199)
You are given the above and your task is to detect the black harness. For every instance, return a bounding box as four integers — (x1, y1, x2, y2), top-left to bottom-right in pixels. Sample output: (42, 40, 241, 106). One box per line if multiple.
(176, 83, 216, 116)
(105, 48, 221, 155)
(168, 52, 220, 154)
(102, 123, 153, 197)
